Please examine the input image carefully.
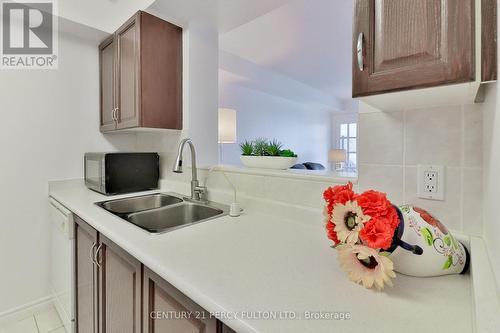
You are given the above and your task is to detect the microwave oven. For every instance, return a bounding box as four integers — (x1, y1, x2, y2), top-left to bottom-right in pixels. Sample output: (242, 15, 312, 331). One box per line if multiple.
(84, 152, 159, 195)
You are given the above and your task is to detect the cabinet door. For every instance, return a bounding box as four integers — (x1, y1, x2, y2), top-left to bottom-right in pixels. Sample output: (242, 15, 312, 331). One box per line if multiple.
(481, 0, 497, 82)
(352, 0, 474, 97)
(74, 216, 98, 333)
(143, 267, 218, 333)
(140, 11, 183, 130)
(221, 324, 237, 333)
(98, 235, 142, 333)
(99, 36, 116, 132)
(116, 14, 140, 129)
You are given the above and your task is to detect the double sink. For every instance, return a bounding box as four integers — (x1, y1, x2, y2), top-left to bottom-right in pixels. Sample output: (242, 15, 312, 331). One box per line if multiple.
(96, 193, 228, 234)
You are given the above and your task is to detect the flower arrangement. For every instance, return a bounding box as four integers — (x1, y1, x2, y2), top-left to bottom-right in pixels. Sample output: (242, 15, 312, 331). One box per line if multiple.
(323, 182, 399, 290)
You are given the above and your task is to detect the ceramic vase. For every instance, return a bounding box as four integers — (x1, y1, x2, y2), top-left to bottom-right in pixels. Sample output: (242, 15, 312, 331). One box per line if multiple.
(387, 205, 470, 277)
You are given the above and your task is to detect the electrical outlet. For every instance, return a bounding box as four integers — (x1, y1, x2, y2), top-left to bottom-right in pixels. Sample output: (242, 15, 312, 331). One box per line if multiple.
(417, 165, 444, 201)
(423, 171, 438, 193)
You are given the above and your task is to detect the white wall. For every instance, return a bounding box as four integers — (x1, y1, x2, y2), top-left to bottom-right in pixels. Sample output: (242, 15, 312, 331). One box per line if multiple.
(219, 0, 353, 107)
(219, 51, 342, 111)
(218, 84, 332, 167)
(478, 3, 500, 294)
(132, 18, 220, 176)
(357, 102, 483, 236)
(181, 22, 219, 166)
(0, 22, 138, 314)
(481, 82, 500, 293)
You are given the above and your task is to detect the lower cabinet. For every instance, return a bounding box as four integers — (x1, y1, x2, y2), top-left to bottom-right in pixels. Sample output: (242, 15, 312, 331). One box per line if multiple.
(75, 216, 98, 333)
(74, 216, 234, 333)
(99, 235, 142, 333)
(75, 216, 142, 333)
(143, 267, 218, 333)
(221, 324, 237, 333)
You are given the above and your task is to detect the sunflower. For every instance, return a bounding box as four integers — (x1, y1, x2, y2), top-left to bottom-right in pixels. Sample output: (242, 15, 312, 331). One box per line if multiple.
(332, 200, 370, 244)
(337, 244, 396, 291)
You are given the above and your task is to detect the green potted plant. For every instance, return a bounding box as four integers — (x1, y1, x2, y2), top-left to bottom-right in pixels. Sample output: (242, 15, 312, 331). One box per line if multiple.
(239, 138, 298, 170)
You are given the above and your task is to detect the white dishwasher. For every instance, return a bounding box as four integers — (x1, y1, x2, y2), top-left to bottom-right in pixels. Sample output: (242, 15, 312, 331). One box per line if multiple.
(49, 197, 75, 333)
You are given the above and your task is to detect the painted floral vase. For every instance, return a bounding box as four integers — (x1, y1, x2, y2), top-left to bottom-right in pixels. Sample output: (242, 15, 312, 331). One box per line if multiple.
(387, 205, 470, 277)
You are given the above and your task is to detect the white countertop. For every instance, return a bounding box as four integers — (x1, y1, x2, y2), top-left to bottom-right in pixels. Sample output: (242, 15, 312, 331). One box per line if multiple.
(49, 179, 473, 333)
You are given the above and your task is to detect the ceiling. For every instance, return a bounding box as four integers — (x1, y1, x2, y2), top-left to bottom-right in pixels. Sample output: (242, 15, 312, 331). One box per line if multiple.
(58, 0, 156, 33)
(216, 0, 293, 33)
(55, 0, 354, 110)
(55, 0, 291, 34)
(147, 0, 291, 32)
(220, 0, 354, 108)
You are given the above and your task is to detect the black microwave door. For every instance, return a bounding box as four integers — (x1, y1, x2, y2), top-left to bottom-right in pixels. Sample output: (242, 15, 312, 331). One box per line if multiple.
(105, 153, 159, 194)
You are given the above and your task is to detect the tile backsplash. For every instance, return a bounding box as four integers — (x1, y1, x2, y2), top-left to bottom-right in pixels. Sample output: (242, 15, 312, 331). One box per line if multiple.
(358, 103, 483, 235)
(166, 168, 354, 211)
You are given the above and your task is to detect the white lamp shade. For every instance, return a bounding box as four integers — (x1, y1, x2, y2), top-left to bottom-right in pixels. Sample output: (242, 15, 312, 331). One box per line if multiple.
(218, 108, 237, 143)
(329, 149, 347, 162)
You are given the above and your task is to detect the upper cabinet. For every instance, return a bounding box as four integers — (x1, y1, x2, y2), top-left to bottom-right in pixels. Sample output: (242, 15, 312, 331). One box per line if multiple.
(481, 0, 497, 82)
(352, 0, 497, 109)
(353, 0, 474, 97)
(99, 11, 182, 132)
(99, 36, 116, 132)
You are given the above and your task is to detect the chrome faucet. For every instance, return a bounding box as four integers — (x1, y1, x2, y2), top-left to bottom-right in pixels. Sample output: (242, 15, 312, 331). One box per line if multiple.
(173, 138, 207, 202)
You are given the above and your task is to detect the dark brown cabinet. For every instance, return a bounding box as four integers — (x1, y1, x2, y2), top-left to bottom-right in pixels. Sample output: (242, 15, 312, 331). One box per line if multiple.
(481, 0, 497, 82)
(99, 37, 116, 132)
(75, 218, 142, 333)
(221, 324, 237, 333)
(98, 235, 142, 333)
(74, 216, 99, 333)
(99, 11, 182, 132)
(74, 216, 231, 333)
(143, 267, 218, 333)
(352, 0, 475, 97)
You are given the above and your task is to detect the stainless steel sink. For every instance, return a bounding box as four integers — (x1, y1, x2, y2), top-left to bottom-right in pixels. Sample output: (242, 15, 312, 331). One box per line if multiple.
(127, 202, 225, 233)
(95, 193, 228, 234)
(96, 193, 182, 215)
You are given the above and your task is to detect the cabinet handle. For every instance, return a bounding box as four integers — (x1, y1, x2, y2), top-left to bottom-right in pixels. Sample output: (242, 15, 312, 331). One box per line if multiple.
(94, 243, 103, 269)
(90, 242, 97, 265)
(115, 108, 119, 122)
(357, 32, 364, 71)
(111, 108, 116, 121)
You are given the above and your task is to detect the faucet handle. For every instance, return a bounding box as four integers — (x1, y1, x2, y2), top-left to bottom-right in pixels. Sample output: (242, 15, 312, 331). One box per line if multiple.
(194, 185, 208, 202)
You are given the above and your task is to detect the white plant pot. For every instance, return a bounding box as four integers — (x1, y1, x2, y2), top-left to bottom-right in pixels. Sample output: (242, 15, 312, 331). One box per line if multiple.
(240, 155, 298, 170)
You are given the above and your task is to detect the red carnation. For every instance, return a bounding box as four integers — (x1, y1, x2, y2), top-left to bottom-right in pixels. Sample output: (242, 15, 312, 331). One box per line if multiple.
(359, 217, 394, 249)
(325, 219, 340, 245)
(357, 190, 391, 217)
(356, 190, 400, 249)
(385, 205, 400, 229)
(323, 182, 356, 207)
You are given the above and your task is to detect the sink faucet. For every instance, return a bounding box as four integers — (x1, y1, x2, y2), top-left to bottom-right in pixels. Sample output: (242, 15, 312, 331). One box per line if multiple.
(173, 138, 208, 202)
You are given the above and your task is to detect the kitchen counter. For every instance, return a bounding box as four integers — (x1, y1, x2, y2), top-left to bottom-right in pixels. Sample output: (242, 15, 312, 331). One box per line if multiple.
(49, 179, 474, 333)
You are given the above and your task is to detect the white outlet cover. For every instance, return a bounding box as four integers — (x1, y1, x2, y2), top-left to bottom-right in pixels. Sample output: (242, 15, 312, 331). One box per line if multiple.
(417, 165, 445, 201)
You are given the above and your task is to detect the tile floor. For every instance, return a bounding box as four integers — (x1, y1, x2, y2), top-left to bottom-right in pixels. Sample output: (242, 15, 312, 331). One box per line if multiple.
(0, 306, 66, 333)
